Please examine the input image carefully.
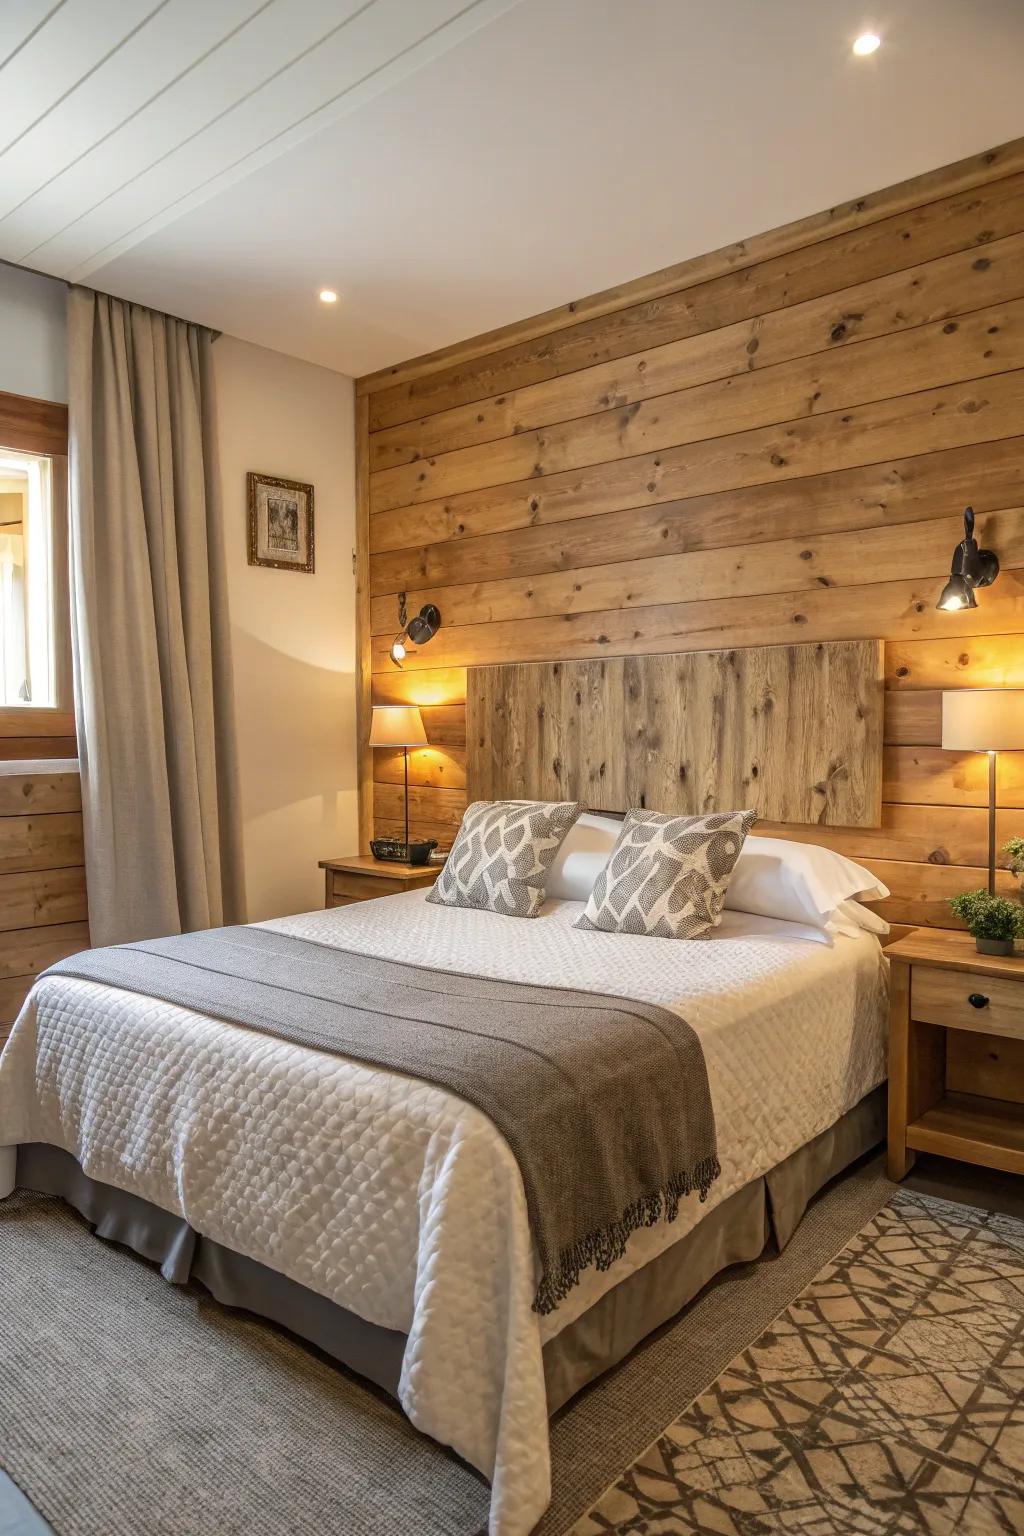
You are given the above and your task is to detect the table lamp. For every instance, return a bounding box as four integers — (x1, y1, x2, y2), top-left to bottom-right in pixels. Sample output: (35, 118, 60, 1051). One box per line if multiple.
(368, 704, 428, 861)
(942, 690, 1024, 893)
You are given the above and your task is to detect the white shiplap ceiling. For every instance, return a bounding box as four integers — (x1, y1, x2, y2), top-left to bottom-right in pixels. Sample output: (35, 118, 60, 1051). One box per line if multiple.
(2, 0, 1024, 378)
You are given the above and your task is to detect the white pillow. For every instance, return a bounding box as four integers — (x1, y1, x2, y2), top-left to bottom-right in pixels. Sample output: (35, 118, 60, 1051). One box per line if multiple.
(545, 811, 622, 901)
(724, 835, 889, 930)
(716, 909, 839, 946)
(828, 897, 890, 938)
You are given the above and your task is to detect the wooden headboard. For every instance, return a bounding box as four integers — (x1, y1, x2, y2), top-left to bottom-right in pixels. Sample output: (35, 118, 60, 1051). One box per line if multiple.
(466, 640, 883, 827)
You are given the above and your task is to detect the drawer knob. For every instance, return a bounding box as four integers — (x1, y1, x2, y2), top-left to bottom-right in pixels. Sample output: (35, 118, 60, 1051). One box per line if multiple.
(968, 992, 989, 1009)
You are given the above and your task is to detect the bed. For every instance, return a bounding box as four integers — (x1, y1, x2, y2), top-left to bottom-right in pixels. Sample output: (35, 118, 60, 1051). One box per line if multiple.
(0, 886, 888, 1536)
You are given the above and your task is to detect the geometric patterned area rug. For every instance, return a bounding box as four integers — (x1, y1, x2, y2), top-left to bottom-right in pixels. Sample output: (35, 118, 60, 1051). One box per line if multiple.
(571, 1190, 1024, 1535)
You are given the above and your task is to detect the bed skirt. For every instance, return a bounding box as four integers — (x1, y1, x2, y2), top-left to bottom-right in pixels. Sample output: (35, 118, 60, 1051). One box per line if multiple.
(10, 1085, 884, 1415)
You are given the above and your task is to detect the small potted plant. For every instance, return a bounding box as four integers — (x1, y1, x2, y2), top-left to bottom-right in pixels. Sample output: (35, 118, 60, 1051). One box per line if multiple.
(1005, 837, 1024, 892)
(948, 889, 1024, 955)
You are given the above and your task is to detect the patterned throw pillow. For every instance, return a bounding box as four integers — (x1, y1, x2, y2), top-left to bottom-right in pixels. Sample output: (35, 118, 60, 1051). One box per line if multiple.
(575, 808, 756, 939)
(427, 799, 582, 918)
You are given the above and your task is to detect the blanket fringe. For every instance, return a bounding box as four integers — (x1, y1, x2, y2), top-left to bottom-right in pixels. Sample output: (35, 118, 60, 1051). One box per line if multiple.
(532, 1154, 722, 1316)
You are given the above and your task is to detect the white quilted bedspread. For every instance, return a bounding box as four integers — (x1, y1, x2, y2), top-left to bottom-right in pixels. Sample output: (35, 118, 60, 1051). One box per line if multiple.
(0, 894, 888, 1536)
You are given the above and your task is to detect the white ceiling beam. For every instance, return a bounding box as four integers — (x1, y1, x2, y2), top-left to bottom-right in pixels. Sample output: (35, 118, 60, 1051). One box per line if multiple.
(0, 0, 164, 154)
(0, 0, 268, 221)
(0, 0, 523, 279)
(0, 1, 66, 71)
(0, 0, 367, 261)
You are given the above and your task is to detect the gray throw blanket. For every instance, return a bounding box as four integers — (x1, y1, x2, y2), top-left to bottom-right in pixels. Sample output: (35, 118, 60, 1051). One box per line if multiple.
(45, 926, 720, 1315)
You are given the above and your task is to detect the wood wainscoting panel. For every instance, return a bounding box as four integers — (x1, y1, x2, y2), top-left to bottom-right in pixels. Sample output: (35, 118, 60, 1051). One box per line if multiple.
(466, 643, 883, 827)
(0, 765, 82, 816)
(0, 811, 85, 874)
(0, 737, 78, 760)
(0, 920, 90, 980)
(0, 711, 76, 739)
(0, 867, 88, 932)
(358, 136, 1024, 929)
(0, 760, 88, 1047)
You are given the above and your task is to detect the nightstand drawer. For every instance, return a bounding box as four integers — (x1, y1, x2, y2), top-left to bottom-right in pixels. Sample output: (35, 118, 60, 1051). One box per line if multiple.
(321, 855, 441, 909)
(912, 964, 1024, 1040)
(331, 871, 410, 902)
(327, 867, 439, 906)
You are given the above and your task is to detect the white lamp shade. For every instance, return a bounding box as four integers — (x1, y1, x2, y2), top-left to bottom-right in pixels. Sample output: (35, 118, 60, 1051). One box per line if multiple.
(941, 689, 1024, 751)
(368, 704, 427, 748)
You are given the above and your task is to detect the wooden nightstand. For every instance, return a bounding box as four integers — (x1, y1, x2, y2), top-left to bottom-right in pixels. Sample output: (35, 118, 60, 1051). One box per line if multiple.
(887, 928, 1024, 1181)
(318, 854, 441, 908)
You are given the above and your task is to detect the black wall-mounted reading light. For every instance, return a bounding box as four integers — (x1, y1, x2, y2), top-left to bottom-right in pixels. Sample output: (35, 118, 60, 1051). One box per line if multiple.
(389, 592, 442, 666)
(936, 507, 999, 612)
(406, 604, 441, 644)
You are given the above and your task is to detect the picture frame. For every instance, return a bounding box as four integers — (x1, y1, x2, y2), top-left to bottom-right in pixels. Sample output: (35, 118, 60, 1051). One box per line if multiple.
(247, 471, 314, 573)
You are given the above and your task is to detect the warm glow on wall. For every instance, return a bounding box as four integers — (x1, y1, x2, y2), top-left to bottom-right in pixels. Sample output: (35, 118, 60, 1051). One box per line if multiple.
(372, 667, 467, 709)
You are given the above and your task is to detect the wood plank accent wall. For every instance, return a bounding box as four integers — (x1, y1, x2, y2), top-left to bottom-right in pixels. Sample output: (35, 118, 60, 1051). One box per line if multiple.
(356, 136, 1024, 932)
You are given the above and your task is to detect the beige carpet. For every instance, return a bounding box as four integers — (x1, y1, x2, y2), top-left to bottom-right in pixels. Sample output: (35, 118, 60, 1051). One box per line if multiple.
(0, 1160, 894, 1536)
(572, 1187, 1024, 1535)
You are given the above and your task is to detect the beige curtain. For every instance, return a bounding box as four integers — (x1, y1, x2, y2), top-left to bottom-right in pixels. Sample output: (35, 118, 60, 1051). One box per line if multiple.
(67, 286, 245, 945)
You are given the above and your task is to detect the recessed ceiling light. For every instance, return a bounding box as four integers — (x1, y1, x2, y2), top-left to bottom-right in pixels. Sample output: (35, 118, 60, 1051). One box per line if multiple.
(853, 31, 881, 55)
(319, 288, 339, 304)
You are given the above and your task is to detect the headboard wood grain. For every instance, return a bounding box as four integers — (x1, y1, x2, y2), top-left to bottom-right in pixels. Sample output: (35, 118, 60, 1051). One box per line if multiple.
(466, 640, 883, 827)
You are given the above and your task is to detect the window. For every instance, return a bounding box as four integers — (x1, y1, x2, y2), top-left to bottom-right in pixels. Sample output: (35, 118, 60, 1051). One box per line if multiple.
(0, 391, 71, 733)
(0, 449, 58, 706)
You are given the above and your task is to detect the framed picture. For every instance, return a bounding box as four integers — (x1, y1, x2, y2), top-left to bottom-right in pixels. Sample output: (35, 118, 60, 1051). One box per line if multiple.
(247, 471, 314, 573)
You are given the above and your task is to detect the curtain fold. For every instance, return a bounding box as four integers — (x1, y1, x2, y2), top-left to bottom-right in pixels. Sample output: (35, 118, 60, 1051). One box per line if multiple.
(67, 286, 245, 946)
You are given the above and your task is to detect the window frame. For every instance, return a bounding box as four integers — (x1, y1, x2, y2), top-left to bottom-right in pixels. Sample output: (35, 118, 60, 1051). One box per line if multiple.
(0, 388, 74, 750)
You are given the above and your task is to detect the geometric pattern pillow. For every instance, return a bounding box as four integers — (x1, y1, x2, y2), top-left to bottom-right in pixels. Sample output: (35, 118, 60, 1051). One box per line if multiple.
(574, 807, 756, 939)
(426, 799, 581, 919)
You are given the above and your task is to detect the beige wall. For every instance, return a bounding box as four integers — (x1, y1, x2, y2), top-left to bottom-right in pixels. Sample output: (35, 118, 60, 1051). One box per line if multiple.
(213, 334, 357, 921)
(0, 261, 67, 403)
